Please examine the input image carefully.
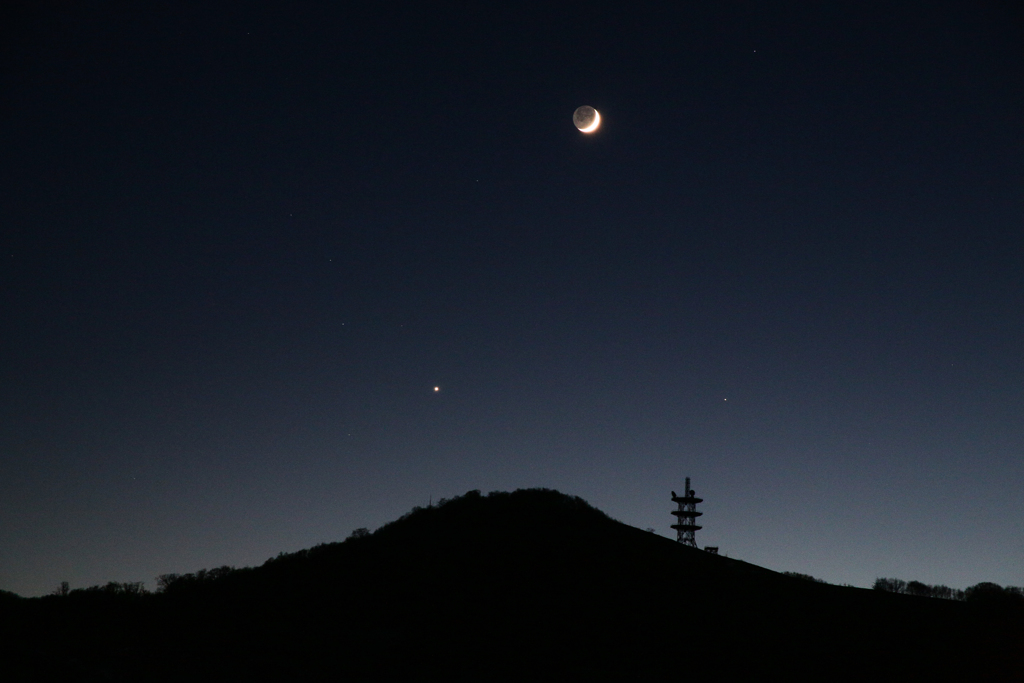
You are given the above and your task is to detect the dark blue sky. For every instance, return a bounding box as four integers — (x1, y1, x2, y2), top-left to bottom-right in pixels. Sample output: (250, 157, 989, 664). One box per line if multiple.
(2, 2, 1022, 597)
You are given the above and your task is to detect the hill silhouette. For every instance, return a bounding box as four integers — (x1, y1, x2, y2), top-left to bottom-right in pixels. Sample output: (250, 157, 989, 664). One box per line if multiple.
(3, 488, 1022, 681)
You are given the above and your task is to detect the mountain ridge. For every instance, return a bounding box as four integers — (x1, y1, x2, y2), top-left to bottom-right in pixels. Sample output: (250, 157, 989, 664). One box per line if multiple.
(3, 488, 1021, 681)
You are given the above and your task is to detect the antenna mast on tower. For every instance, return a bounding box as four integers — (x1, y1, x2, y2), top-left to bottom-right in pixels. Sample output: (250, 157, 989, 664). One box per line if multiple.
(671, 478, 703, 547)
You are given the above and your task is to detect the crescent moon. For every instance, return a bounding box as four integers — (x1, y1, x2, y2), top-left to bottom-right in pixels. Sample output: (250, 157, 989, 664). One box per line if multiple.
(579, 109, 601, 133)
(573, 105, 601, 133)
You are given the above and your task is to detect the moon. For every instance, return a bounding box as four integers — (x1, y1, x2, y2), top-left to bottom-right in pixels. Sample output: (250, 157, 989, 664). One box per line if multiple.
(573, 105, 600, 133)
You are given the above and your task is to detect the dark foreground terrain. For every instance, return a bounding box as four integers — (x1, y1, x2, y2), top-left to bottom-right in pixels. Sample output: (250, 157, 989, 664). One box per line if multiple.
(2, 489, 1022, 681)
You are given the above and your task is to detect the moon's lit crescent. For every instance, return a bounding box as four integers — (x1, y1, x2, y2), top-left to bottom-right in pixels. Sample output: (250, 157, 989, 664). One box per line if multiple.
(573, 105, 601, 133)
(580, 109, 601, 133)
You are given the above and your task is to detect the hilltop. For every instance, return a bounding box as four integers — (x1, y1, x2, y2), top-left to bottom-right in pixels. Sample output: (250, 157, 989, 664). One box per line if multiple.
(2, 488, 1021, 681)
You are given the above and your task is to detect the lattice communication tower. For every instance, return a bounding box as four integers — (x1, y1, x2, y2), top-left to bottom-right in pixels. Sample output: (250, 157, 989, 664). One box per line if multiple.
(671, 478, 703, 547)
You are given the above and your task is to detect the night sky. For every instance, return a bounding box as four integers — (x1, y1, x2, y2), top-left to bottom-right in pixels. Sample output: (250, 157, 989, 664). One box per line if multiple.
(2, 3, 1022, 598)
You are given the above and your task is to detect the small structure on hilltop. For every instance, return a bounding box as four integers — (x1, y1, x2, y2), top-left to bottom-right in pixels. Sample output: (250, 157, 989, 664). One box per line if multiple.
(671, 478, 703, 548)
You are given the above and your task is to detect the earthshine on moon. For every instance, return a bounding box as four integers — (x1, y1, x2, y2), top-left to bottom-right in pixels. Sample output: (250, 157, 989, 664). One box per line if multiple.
(573, 105, 600, 133)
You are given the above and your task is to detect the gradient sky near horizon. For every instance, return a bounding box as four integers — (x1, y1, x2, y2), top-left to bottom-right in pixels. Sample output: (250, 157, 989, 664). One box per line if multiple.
(2, 3, 1022, 597)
